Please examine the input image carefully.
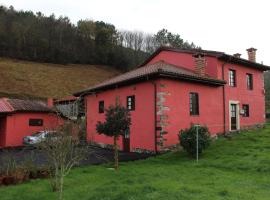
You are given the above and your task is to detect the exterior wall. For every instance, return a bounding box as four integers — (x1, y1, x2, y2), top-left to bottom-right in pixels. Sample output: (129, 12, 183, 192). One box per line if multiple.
(218, 61, 265, 131)
(147, 50, 219, 78)
(147, 50, 265, 133)
(84, 50, 266, 152)
(85, 81, 156, 151)
(3, 112, 61, 147)
(155, 79, 224, 150)
(0, 117, 7, 147)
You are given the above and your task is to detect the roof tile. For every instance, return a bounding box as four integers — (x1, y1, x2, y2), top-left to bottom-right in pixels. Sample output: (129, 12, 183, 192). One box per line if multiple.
(75, 61, 225, 96)
(0, 98, 52, 113)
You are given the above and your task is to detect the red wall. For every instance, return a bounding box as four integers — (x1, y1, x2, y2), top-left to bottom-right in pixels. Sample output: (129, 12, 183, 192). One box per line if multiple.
(155, 79, 224, 148)
(0, 117, 7, 147)
(148, 50, 219, 78)
(148, 50, 265, 133)
(1, 112, 61, 147)
(219, 61, 265, 130)
(85, 50, 266, 152)
(85, 81, 156, 151)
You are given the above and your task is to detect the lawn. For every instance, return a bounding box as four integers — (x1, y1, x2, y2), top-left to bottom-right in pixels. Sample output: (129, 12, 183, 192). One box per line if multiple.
(1, 126, 270, 200)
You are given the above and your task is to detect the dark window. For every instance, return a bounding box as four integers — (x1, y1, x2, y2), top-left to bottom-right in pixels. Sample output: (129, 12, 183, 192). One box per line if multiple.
(229, 69, 236, 87)
(99, 101, 104, 113)
(242, 104, 249, 117)
(246, 73, 253, 90)
(127, 95, 135, 111)
(189, 93, 199, 115)
(29, 119, 43, 126)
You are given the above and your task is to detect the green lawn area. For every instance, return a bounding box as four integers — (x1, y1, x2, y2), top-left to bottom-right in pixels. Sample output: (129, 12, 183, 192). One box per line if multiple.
(1, 126, 270, 200)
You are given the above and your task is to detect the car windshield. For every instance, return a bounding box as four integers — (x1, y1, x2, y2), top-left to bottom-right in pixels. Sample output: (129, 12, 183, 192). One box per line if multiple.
(32, 131, 45, 137)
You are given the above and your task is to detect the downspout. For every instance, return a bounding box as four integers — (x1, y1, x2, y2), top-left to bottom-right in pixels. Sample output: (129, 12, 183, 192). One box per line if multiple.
(222, 63, 226, 134)
(221, 58, 231, 134)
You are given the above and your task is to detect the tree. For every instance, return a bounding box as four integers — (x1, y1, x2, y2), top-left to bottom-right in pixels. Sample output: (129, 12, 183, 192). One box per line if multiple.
(39, 121, 86, 200)
(96, 99, 131, 170)
(153, 29, 199, 50)
(0, 5, 200, 71)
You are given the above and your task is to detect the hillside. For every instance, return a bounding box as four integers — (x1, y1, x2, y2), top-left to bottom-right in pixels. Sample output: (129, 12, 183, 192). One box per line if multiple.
(0, 57, 120, 99)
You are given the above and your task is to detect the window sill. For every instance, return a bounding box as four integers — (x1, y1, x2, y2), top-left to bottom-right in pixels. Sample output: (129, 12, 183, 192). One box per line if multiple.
(190, 114, 200, 117)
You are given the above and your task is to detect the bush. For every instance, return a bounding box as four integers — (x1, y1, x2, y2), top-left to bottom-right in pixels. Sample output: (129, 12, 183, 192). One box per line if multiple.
(178, 125, 211, 157)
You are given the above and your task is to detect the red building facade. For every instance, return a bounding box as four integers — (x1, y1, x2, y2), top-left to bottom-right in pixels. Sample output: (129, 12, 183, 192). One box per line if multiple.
(75, 47, 269, 153)
(0, 98, 61, 147)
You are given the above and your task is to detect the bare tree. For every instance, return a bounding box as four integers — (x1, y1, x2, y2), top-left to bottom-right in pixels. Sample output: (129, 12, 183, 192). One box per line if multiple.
(39, 121, 86, 200)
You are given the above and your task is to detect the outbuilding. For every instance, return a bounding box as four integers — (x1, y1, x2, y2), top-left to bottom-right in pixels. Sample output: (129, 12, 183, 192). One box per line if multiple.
(0, 98, 61, 147)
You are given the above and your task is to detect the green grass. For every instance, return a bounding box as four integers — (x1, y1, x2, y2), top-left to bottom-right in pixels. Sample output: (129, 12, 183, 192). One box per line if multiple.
(1, 126, 270, 200)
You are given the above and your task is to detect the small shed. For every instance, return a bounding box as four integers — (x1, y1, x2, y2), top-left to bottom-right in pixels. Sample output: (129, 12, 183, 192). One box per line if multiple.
(0, 98, 61, 148)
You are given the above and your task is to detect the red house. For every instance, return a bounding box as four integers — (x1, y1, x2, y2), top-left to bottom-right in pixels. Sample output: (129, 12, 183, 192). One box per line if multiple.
(0, 98, 61, 147)
(75, 47, 269, 153)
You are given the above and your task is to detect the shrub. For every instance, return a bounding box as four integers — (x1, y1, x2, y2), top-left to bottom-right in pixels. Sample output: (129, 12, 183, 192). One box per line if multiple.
(178, 125, 211, 157)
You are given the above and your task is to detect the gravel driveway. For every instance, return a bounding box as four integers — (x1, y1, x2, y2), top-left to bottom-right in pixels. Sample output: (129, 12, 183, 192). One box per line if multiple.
(0, 145, 153, 167)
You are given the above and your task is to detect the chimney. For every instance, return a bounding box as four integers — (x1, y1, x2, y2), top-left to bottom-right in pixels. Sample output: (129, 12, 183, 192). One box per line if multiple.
(246, 47, 257, 62)
(47, 98, 54, 108)
(233, 53, 241, 58)
(193, 53, 206, 76)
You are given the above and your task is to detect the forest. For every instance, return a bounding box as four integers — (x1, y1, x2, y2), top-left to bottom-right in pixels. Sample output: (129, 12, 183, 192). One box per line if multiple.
(0, 5, 199, 71)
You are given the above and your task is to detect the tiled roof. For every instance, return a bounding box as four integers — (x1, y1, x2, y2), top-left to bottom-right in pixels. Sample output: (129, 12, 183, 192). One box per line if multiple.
(0, 98, 52, 113)
(0, 98, 14, 113)
(74, 61, 226, 96)
(140, 47, 270, 71)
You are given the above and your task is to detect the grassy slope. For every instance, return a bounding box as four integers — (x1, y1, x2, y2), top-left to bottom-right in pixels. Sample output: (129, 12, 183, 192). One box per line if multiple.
(0, 57, 120, 99)
(1, 126, 270, 200)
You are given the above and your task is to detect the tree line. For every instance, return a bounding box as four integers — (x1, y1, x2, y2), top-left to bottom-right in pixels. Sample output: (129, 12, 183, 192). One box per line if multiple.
(0, 5, 199, 71)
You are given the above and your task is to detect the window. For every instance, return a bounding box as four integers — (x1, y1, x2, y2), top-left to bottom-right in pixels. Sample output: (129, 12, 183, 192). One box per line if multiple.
(127, 95, 135, 111)
(98, 101, 104, 113)
(189, 93, 199, 115)
(29, 119, 43, 126)
(246, 73, 253, 90)
(242, 104, 249, 117)
(229, 69, 236, 87)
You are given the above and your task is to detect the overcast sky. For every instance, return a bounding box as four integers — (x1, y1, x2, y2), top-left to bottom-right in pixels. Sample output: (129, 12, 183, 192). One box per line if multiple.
(1, 0, 269, 64)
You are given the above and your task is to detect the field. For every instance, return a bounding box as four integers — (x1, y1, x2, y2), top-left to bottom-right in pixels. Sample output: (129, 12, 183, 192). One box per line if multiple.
(0, 57, 119, 99)
(1, 126, 270, 200)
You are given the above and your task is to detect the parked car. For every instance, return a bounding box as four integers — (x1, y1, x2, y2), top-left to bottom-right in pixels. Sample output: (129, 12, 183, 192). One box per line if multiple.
(23, 130, 56, 146)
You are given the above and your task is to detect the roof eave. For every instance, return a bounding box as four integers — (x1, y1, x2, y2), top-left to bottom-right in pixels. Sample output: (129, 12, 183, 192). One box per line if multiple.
(218, 54, 270, 71)
(74, 72, 226, 96)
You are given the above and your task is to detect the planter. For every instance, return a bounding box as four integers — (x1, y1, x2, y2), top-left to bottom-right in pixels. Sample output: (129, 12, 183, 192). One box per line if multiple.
(3, 176, 16, 185)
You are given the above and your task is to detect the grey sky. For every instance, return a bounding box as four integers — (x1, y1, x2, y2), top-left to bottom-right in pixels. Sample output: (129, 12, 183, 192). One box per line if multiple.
(1, 0, 269, 64)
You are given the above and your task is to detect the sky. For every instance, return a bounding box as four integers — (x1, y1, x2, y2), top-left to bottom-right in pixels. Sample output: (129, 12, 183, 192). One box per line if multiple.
(1, 0, 270, 64)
